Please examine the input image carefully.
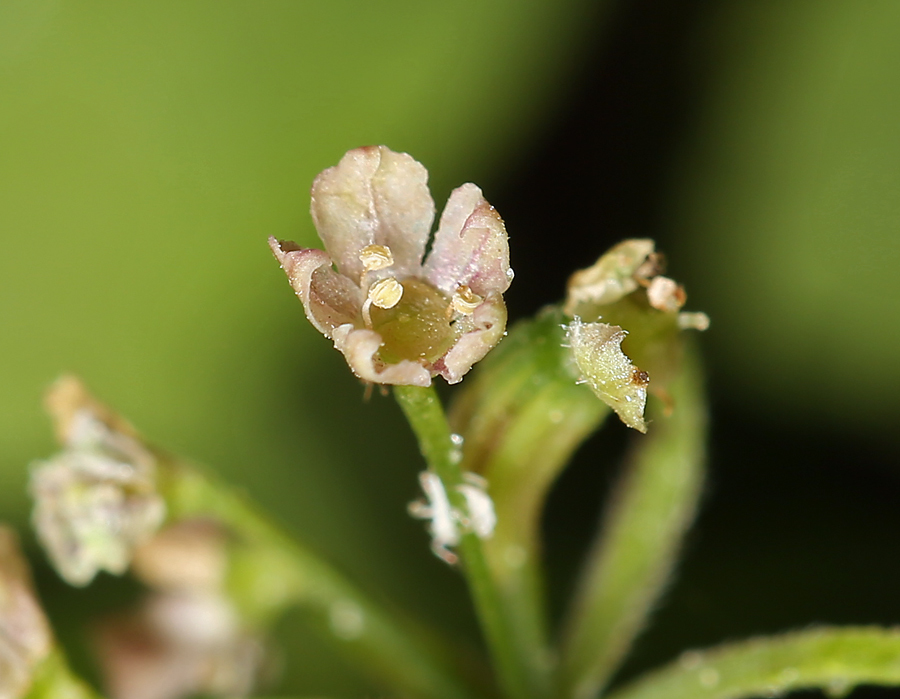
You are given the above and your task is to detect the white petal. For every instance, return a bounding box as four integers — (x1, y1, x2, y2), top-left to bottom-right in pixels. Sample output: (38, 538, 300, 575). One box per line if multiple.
(331, 324, 432, 387)
(418, 471, 459, 550)
(423, 183, 512, 298)
(456, 483, 496, 539)
(310, 146, 435, 280)
(565, 239, 655, 315)
(434, 294, 507, 384)
(646, 276, 686, 312)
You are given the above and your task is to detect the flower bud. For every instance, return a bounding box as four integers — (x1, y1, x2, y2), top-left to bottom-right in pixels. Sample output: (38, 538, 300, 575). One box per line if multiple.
(564, 240, 708, 428)
(96, 591, 264, 699)
(131, 519, 228, 593)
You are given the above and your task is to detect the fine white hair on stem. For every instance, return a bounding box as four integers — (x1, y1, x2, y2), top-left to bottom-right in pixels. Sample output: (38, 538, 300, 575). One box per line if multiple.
(409, 471, 496, 564)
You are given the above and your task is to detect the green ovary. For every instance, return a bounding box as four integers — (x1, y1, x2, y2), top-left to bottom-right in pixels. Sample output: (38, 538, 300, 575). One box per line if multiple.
(371, 278, 457, 365)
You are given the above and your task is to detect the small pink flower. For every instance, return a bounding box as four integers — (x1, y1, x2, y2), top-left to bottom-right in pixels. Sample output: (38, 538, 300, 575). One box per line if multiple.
(270, 146, 513, 386)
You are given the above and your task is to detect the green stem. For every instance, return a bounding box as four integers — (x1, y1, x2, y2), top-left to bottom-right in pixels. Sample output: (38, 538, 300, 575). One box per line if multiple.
(449, 310, 611, 698)
(557, 344, 707, 699)
(604, 627, 900, 699)
(395, 384, 530, 699)
(155, 460, 483, 699)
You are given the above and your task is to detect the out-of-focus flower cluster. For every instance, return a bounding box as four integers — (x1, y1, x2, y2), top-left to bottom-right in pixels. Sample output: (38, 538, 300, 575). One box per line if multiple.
(28, 378, 266, 699)
(97, 520, 265, 699)
(30, 376, 165, 587)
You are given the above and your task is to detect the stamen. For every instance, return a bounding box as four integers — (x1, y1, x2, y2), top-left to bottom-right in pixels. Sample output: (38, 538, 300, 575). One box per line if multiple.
(451, 285, 483, 315)
(362, 277, 404, 328)
(368, 277, 404, 310)
(359, 244, 394, 272)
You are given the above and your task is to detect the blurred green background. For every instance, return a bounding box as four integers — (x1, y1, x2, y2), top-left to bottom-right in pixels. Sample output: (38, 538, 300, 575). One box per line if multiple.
(2, 1, 900, 697)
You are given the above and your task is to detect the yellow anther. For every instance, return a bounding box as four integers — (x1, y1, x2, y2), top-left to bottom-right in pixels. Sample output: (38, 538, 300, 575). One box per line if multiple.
(368, 277, 404, 309)
(359, 244, 394, 272)
(451, 285, 483, 315)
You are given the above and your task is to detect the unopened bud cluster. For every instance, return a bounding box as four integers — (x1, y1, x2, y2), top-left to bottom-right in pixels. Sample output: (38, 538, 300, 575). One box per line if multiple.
(564, 240, 709, 431)
(30, 377, 165, 586)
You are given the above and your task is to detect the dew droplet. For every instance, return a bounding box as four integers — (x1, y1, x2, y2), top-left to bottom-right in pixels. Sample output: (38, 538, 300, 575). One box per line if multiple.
(450, 433, 464, 447)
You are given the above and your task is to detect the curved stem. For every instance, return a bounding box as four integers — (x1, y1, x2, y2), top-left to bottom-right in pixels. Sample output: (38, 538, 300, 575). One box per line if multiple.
(395, 384, 531, 699)
(557, 344, 707, 699)
(446, 309, 614, 699)
(156, 460, 483, 699)
(604, 627, 900, 699)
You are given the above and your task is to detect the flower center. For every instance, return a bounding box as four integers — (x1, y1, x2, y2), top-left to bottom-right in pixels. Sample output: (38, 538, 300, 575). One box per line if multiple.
(370, 278, 457, 365)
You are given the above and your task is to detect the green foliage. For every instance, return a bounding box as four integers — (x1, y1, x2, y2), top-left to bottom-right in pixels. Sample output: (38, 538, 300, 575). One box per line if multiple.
(606, 627, 900, 699)
(5, 4, 900, 697)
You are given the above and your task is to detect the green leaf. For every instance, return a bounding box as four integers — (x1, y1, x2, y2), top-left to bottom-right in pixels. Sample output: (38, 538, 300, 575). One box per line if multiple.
(557, 344, 707, 699)
(605, 626, 900, 699)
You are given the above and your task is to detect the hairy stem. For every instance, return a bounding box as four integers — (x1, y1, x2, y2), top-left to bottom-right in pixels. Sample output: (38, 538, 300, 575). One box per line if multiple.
(395, 384, 533, 699)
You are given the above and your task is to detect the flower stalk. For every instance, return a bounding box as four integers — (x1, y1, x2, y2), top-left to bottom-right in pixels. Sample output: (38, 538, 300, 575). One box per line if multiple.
(395, 384, 534, 699)
(556, 342, 707, 699)
(448, 308, 612, 697)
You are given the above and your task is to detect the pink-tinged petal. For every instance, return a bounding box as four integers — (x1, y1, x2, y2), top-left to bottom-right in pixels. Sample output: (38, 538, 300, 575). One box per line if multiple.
(331, 324, 432, 387)
(424, 183, 512, 298)
(433, 294, 507, 384)
(269, 237, 362, 337)
(310, 146, 435, 280)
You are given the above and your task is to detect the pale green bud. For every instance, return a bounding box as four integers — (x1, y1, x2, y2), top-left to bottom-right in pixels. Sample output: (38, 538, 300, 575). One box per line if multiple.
(566, 319, 649, 433)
